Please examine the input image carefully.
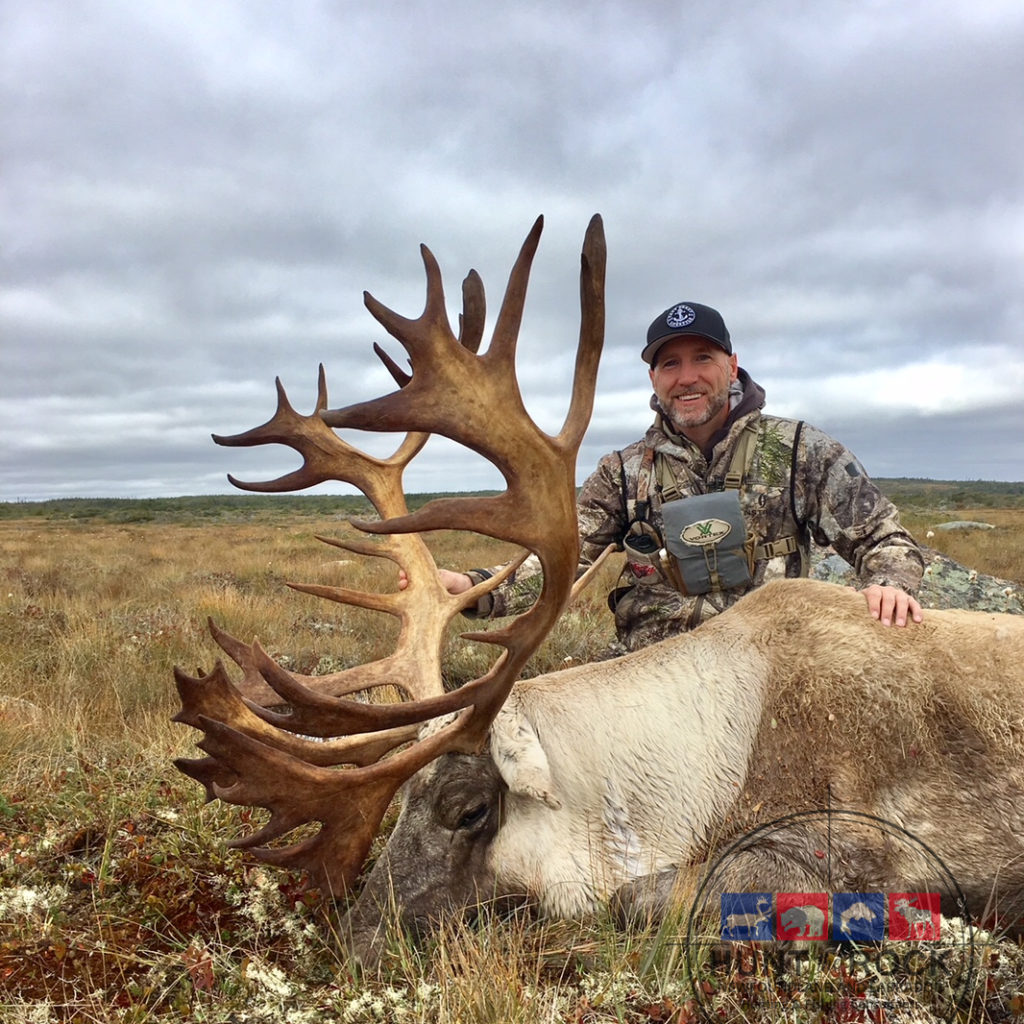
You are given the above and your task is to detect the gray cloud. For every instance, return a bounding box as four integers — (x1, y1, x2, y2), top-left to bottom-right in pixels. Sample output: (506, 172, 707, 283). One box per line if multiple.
(3, 0, 1022, 501)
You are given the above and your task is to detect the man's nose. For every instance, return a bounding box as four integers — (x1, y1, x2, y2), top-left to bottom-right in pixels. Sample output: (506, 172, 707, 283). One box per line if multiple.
(673, 360, 699, 385)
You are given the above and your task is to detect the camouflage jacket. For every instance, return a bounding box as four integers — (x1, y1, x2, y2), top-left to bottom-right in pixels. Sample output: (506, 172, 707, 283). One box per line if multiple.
(469, 372, 924, 650)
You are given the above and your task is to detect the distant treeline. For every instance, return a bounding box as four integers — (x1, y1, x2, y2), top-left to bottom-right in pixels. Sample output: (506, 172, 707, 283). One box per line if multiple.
(0, 491, 495, 523)
(877, 478, 1024, 510)
(1, 479, 1022, 523)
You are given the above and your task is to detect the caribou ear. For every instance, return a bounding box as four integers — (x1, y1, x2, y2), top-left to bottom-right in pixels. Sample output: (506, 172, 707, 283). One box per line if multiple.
(490, 702, 561, 810)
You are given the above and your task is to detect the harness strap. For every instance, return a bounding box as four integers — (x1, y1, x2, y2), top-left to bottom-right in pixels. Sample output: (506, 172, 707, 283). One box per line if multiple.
(635, 445, 656, 522)
(790, 420, 809, 578)
(724, 418, 760, 490)
(658, 457, 684, 503)
(754, 535, 801, 560)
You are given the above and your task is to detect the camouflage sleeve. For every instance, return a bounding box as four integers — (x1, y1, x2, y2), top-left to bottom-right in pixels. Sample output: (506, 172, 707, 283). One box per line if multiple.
(463, 450, 631, 619)
(795, 424, 925, 594)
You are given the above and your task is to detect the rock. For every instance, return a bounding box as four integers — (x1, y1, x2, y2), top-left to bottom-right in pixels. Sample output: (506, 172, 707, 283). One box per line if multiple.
(810, 547, 1022, 615)
(932, 520, 996, 531)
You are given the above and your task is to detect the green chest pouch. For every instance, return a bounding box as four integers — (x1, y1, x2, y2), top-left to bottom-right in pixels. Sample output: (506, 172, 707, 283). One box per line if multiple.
(659, 490, 753, 595)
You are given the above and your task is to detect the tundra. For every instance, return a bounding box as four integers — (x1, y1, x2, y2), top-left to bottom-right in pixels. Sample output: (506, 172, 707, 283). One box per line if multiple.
(174, 215, 1024, 971)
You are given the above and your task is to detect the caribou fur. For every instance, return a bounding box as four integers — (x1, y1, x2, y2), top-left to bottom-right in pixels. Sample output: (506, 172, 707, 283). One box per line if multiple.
(345, 577, 1024, 964)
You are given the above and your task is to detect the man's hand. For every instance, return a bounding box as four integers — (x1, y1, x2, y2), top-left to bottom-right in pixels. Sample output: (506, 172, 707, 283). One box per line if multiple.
(861, 584, 923, 627)
(398, 568, 473, 595)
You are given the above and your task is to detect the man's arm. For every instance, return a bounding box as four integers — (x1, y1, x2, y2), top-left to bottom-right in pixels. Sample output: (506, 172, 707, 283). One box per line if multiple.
(415, 450, 632, 616)
(794, 425, 925, 627)
(398, 568, 474, 595)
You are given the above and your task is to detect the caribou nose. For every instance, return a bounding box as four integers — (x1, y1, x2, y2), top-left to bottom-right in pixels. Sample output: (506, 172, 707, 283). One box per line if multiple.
(340, 912, 387, 974)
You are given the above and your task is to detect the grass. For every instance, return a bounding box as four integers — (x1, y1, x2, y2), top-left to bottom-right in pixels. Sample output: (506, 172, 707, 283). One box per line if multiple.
(899, 506, 1024, 582)
(1, 493, 1022, 1022)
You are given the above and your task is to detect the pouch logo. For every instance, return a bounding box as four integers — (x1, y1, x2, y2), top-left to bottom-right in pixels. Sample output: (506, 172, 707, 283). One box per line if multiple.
(681, 518, 732, 546)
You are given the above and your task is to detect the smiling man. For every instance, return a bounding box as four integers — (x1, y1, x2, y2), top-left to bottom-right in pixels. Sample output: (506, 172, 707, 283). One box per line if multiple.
(447, 301, 925, 650)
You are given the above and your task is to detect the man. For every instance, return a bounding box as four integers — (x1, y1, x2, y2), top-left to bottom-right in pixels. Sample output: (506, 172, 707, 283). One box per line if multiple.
(436, 301, 924, 651)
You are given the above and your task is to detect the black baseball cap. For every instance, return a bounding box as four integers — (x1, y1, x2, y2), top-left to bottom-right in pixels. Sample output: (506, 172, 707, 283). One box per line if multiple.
(643, 302, 732, 363)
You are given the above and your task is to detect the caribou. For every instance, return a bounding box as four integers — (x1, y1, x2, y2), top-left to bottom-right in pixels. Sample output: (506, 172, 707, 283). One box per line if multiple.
(173, 216, 1024, 971)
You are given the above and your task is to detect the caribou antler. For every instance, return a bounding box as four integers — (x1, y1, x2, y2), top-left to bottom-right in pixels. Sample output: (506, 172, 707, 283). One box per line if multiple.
(172, 215, 606, 895)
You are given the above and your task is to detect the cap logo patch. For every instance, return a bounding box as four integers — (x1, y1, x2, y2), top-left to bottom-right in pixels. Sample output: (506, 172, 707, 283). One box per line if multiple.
(666, 304, 696, 330)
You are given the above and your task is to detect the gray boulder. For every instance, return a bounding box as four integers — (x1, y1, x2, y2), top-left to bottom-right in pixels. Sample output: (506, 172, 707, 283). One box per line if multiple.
(811, 547, 1022, 615)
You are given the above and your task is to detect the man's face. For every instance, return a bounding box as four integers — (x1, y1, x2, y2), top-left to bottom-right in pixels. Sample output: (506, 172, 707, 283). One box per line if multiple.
(648, 336, 739, 439)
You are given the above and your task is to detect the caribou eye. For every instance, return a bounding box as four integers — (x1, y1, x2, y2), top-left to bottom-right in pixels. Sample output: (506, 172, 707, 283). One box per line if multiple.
(456, 804, 488, 831)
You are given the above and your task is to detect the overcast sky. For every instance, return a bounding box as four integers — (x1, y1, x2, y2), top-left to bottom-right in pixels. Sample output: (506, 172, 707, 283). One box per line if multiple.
(4, 0, 1023, 502)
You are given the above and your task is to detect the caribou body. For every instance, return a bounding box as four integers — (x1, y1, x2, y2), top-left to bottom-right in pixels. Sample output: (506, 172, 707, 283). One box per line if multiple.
(343, 577, 1024, 964)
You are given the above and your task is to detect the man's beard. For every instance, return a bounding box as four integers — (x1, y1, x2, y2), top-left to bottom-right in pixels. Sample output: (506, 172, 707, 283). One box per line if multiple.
(661, 386, 730, 435)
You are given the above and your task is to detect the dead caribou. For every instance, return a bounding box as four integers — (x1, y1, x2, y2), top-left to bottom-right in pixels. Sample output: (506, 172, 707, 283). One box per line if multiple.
(173, 215, 1024, 971)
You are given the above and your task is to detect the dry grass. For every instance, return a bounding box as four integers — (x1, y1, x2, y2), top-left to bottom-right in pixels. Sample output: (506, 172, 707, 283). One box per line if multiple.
(899, 506, 1024, 582)
(1, 503, 1021, 1022)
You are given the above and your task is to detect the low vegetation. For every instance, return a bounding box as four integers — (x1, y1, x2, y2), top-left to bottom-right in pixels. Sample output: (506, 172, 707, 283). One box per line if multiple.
(1, 486, 1022, 1022)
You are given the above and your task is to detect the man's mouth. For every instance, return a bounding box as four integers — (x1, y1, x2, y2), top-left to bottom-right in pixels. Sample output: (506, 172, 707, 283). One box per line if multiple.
(673, 392, 705, 405)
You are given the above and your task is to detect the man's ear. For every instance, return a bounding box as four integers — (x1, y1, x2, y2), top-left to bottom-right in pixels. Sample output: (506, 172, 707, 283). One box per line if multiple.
(729, 353, 739, 380)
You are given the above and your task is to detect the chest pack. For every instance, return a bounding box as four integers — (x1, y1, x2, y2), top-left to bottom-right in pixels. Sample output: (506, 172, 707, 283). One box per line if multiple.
(624, 418, 805, 596)
(660, 489, 753, 593)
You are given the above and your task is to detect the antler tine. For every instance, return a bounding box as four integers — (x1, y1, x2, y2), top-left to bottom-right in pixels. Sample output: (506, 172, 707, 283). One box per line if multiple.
(200, 618, 415, 708)
(561, 213, 606, 449)
(485, 214, 542, 370)
(459, 269, 486, 353)
(188, 707, 477, 895)
(173, 662, 420, 767)
(373, 342, 411, 388)
(320, 218, 544, 446)
(215, 364, 430, 500)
